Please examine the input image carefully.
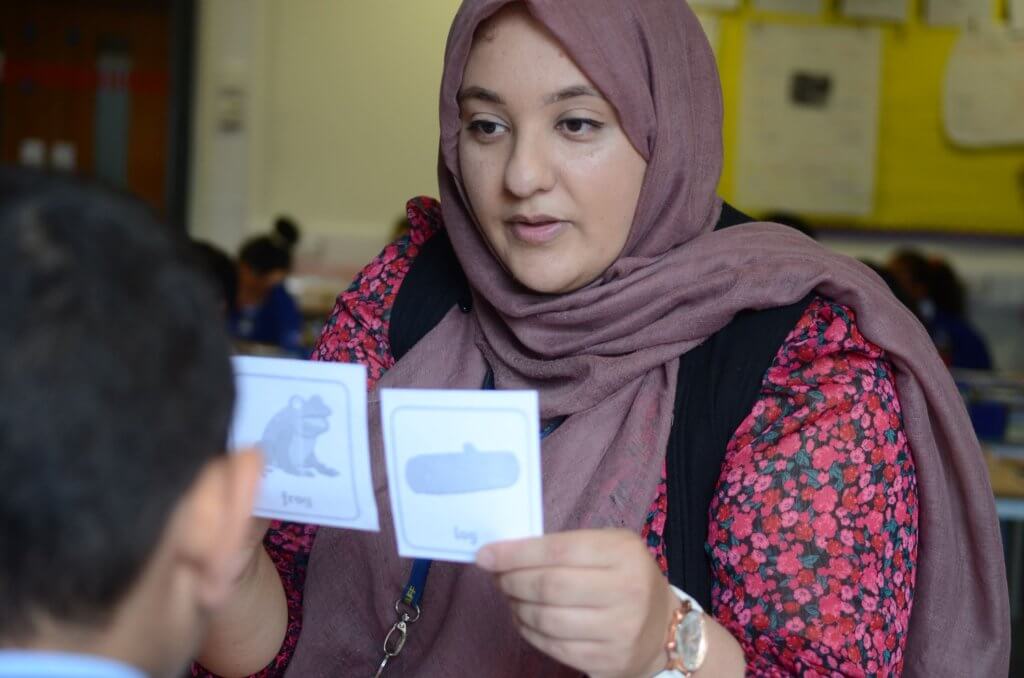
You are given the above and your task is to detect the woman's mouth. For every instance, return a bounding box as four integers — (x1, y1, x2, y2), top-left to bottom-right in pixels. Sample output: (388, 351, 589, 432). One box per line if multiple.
(506, 215, 568, 245)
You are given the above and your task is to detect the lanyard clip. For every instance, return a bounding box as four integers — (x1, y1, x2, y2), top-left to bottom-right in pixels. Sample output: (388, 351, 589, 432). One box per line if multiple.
(373, 599, 422, 677)
(384, 618, 409, 656)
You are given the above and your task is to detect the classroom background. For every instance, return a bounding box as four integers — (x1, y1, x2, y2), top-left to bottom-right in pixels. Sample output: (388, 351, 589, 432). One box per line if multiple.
(2, 0, 1024, 673)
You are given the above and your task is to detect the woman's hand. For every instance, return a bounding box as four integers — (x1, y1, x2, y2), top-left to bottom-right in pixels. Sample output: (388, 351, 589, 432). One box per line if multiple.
(476, 528, 677, 678)
(194, 449, 287, 677)
(224, 515, 272, 585)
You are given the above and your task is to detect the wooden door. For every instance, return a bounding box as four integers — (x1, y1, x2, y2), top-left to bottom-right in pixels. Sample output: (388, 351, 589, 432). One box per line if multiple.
(0, 0, 174, 212)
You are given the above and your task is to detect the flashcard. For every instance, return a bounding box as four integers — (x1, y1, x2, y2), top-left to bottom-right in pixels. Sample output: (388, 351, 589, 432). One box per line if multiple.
(381, 388, 543, 563)
(231, 356, 379, 531)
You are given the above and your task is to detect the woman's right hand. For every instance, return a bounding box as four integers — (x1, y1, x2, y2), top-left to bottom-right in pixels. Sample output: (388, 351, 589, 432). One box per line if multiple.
(477, 529, 746, 678)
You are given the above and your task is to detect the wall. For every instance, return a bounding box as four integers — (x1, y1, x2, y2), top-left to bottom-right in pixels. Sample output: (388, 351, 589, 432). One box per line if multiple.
(188, 0, 269, 252)
(190, 0, 461, 269)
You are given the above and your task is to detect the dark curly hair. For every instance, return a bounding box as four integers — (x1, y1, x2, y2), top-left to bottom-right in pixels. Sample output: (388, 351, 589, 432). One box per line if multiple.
(0, 168, 235, 639)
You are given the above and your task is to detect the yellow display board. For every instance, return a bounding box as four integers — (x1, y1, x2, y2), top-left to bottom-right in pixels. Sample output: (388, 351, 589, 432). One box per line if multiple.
(712, 1, 1024, 235)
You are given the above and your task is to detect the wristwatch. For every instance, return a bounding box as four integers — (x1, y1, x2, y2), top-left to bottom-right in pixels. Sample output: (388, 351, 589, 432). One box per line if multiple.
(663, 598, 707, 677)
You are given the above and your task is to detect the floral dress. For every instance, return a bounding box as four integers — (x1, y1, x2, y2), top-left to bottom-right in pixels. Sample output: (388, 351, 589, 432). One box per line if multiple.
(194, 197, 918, 678)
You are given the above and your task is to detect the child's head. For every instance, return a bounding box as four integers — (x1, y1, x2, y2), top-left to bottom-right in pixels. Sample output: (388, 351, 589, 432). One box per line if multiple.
(0, 169, 261, 677)
(237, 217, 301, 301)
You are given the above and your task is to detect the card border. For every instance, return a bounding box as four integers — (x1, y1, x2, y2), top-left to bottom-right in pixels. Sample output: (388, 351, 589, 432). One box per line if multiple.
(388, 404, 536, 558)
(236, 371, 362, 522)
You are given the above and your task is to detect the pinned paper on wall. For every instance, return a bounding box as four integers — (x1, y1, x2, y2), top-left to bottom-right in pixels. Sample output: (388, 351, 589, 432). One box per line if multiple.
(943, 27, 1024, 147)
(841, 0, 909, 22)
(696, 12, 721, 56)
(753, 0, 824, 15)
(689, 0, 741, 9)
(1010, 0, 1024, 31)
(735, 23, 882, 217)
(924, 0, 990, 28)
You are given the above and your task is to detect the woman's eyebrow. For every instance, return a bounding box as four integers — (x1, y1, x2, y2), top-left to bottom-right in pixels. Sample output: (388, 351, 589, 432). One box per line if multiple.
(458, 86, 504, 104)
(457, 84, 604, 106)
(543, 85, 603, 105)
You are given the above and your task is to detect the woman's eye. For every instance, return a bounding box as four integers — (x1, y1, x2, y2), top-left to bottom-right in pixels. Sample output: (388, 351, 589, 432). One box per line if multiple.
(468, 119, 506, 138)
(558, 118, 603, 136)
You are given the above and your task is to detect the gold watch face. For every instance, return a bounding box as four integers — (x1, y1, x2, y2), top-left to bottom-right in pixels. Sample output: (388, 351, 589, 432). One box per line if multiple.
(675, 610, 708, 672)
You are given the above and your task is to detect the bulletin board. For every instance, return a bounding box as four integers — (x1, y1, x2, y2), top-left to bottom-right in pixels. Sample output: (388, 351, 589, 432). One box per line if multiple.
(709, 0, 1024, 235)
(735, 22, 882, 217)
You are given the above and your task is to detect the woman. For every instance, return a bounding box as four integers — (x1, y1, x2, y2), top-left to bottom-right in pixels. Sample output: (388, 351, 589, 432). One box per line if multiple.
(196, 2, 1008, 676)
(230, 217, 304, 356)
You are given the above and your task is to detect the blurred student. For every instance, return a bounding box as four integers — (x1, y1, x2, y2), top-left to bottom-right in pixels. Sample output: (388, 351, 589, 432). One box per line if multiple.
(888, 249, 933, 321)
(888, 249, 993, 370)
(926, 258, 993, 370)
(231, 217, 304, 355)
(191, 240, 238, 318)
(0, 170, 262, 678)
(861, 259, 919, 321)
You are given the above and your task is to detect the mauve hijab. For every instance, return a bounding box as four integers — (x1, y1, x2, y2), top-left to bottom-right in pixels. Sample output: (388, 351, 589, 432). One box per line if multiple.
(289, 1, 1009, 676)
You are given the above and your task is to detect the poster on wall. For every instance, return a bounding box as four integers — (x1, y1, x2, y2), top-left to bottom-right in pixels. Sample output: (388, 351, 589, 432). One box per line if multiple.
(842, 0, 909, 22)
(943, 27, 1024, 147)
(735, 23, 882, 217)
(753, 0, 824, 15)
(924, 0, 990, 28)
(689, 0, 741, 9)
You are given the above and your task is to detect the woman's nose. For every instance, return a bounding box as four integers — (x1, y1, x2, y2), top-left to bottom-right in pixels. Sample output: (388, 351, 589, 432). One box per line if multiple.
(503, 130, 556, 198)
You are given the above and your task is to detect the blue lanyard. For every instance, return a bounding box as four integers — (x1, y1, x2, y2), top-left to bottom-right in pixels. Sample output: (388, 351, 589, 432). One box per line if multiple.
(375, 370, 565, 676)
(400, 558, 432, 609)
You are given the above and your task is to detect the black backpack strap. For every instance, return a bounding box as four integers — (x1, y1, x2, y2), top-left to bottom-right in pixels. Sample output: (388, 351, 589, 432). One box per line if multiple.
(389, 230, 472, 361)
(716, 201, 751, 229)
(663, 202, 814, 607)
(665, 293, 815, 607)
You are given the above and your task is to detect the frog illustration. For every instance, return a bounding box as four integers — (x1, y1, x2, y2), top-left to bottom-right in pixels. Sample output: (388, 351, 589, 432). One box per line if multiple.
(260, 395, 338, 477)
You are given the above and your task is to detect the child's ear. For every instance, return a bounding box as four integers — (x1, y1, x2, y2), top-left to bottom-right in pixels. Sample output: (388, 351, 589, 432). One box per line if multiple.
(177, 448, 264, 610)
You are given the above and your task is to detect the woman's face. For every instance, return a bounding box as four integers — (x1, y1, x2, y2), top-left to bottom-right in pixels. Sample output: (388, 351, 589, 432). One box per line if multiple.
(457, 6, 647, 295)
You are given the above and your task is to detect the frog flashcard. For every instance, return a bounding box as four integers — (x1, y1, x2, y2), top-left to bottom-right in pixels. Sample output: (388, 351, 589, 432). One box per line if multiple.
(231, 356, 379, 532)
(381, 388, 542, 562)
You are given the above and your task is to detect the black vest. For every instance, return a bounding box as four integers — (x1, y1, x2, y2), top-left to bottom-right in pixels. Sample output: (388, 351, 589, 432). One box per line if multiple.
(388, 203, 812, 609)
